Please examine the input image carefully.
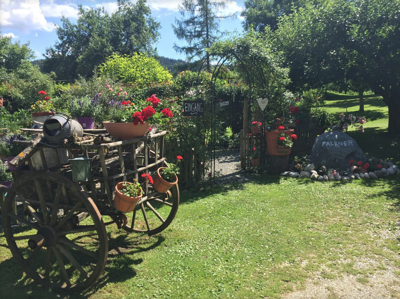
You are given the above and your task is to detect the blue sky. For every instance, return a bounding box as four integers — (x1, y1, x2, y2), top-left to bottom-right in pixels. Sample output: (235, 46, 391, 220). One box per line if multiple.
(0, 0, 246, 61)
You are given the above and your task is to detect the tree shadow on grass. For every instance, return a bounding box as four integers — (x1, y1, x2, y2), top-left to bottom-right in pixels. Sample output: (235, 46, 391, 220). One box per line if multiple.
(0, 232, 165, 299)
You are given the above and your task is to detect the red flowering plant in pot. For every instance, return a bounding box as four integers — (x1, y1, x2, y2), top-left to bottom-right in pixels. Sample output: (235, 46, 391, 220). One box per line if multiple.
(153, 156, 182, 193)
(102, 94, 174, 140)
(31, 90, 55, 121)
(250, 121, 262, 134)
(114, 180, 143, 213)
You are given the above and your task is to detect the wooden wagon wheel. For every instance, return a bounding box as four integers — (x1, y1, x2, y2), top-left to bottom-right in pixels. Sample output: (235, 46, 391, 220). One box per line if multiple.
(2, 172, 108, 292)
(122, 183, 179, 236)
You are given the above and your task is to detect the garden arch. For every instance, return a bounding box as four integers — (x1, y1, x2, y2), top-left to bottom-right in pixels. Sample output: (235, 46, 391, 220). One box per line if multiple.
(204, 35, 290, 180)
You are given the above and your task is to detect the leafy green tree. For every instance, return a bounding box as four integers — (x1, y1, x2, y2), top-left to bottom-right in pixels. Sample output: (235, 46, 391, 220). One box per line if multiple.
(274, 0, 400, 134)
(241, 0, 325, 32)
(98, 53, 172, 88)
(43, 0, 160, 81)
(0, 35, 34, 77)
(172, 0, 236, 72)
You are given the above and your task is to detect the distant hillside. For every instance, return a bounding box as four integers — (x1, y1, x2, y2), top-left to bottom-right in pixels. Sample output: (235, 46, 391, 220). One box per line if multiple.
(31, 56, 189, 77)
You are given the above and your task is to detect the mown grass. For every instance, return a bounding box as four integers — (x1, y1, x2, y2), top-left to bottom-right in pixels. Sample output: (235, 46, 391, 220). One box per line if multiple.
(0, 91, 399, 298)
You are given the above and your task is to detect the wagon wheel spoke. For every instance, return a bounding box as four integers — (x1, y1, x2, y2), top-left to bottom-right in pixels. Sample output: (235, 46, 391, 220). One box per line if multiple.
(3, 172, 108, 292)
(145, 201, 165, 223)
(52, 246, 71, 287)
(59, 237, 97, 259)
(50, 183, 63, 226)
(123, 184, 179, 235)
(56, 244, 88, 278)
(7, 212, 40, 230)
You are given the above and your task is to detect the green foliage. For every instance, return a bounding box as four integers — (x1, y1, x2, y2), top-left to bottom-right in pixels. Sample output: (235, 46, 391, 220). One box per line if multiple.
(0, 34, 34, 75)
(277, 132, 294, 148)
(0, 161, 12, 182)
(0, 107, 32, 132)
(311, 108, 335, 128)
(0, 134, 28, 157)
(98, 53, 172, 87)
(119, 181, 143, 198)
(43, 0, 161, 81)
(69, 96, 101, 118)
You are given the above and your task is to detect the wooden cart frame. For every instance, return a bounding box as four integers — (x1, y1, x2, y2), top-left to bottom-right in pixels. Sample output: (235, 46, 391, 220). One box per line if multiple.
(1, 129, 179, 292)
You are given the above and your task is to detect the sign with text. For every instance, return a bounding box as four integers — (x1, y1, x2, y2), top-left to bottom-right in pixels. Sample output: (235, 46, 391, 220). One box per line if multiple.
(220, 101, 229, 107)
(183, 100, 204, 116)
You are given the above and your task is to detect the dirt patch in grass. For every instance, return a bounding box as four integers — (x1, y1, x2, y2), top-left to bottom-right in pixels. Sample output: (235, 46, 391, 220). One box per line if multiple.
(283, 258, 400, 299)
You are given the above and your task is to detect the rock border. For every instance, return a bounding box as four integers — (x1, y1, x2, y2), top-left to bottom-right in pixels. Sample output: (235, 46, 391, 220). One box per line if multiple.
(281, 165, 399, 181)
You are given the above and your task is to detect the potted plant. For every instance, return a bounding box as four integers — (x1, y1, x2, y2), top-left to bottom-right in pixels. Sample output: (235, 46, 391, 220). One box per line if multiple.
(0, 134, 28, 170)
(102, 92, 174, 140)
(250, 121, 262, 134)
(275, 131, 297, 155)
(31, 90, 54, 124)
(250, 146, 260, 166)
(114, 180, 143, 213)
(265, 124, 296, 156)
(312, 108, 334, 135)
(69, 96, 101, 129)
(331, 112, 367, 132)
(153, 156, 182, 193)
(0, 161, 13, 188)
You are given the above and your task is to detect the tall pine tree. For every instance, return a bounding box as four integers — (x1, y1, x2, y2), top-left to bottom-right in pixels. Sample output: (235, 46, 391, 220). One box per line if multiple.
(172, 0, 236, 72)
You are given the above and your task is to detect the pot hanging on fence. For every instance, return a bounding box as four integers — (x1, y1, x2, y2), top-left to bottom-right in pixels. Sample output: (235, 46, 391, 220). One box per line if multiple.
(153, 167, 178, 193)
(264, 129, 294, 156)
(114, 182, 142, 213)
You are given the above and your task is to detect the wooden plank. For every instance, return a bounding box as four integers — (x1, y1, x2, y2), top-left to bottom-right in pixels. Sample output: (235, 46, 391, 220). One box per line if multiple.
(98, 149, 112, 203)
(118, 146, 126, 181)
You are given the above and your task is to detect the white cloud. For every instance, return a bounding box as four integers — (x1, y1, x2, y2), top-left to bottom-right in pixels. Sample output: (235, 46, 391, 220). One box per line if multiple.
(41, 3, 80, 18)
(35, 33, 38, 37)
(147, 0, 181, 11)
(0, 0, 56, 33)
(2, 32, 19, 39)
(94, 2, 119, 15)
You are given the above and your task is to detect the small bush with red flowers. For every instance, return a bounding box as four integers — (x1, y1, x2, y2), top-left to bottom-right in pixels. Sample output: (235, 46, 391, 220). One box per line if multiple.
(31, 90, 54, 112)
(277, 132, 297, 148)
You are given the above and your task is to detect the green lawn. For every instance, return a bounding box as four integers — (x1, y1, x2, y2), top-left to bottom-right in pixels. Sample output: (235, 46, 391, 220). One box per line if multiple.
(0, 91, 399, 298)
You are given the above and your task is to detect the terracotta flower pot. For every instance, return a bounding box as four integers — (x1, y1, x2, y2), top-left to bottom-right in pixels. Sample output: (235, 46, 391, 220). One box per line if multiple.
(103, 121, 151, 140)
(153, 167, 178, 193)
(251, 158, 260, 166)
(250, 127, 260, 134)
(31, 112, 53, 127)
(114, 182, 142, 213)
(264, 129, 294, 156)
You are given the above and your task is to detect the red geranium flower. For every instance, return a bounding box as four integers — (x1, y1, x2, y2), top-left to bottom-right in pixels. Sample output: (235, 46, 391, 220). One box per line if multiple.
(363, 163, 370, 170)
(177, 155, 183, 160)
(141, 173, 154, 184)
(132, 111, 144, 125)
(253, 147, 256, 151)
(357, 161, 363, 166)
(278, 126, 285, 130)
(349, 159, 354, 166)
(121, 100, 130, 105)
(161, 108, 173, 117)
(38, 90, 47, 95)
(279, 137, 285, 141)
(146, 94, 161, 108)
(377, 164, 382, 169)
(44, 96, 50, 101)
(291, 134, 297, 140)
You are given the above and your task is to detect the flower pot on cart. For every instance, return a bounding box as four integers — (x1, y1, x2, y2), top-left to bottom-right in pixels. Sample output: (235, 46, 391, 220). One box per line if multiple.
(76, 117, 94, 129)
(153, 167, 178, 193)
(103, 121, 151, 140)
(114, 182, 142, 213)
(264, 129, 294, 156)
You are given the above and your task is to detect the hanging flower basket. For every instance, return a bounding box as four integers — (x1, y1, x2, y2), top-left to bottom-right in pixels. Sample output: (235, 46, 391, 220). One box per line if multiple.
(153, 167, 178, 193)
(114, 182, 142, 213)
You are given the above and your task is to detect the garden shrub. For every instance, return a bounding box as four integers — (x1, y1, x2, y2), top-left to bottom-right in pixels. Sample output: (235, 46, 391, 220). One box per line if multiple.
(98, 53, 172, 88)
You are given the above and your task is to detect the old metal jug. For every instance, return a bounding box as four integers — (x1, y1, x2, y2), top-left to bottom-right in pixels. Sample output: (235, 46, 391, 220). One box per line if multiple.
(43, 112, 83, 144)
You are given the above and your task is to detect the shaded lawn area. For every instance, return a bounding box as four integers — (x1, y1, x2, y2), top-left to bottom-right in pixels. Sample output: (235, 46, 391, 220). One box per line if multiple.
(0, 175, 399, 299)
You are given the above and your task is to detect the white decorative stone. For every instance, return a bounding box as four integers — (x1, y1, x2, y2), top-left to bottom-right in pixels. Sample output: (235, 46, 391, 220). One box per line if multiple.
(342, 176, 349, 180)
(304, 164, 315, 171)
(318, 175, 323, 181)
(310, 170, 318, 175)
(359, 173, 365, 179)
(328, 174, 335, 181)
(381, 168, 387, 173)
(387, 168, 395, 175)
(364, 173, 370, 179)
(369, 172, 378, 179)
(350, 175, 355, 179)
(281, 171, 289, 176)
(311, 173, 318, 180)
(300, 171, 311, 178)
(354, 174, 360, 179)
(289, 172, 300, 178)
(323, 175, 329, 181)
(334, 173, 341, 180)
(392, 165, 398, 173)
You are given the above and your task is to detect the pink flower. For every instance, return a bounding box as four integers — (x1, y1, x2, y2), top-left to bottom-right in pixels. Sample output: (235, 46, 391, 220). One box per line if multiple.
(106, 85, 110, 88)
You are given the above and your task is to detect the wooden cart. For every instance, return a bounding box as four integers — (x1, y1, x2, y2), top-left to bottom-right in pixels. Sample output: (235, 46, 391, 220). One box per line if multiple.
(1, 129, 179, 292)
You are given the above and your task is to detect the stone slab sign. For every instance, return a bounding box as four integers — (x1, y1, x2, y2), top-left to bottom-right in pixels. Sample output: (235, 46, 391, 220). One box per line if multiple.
(309, 131, 367, 170)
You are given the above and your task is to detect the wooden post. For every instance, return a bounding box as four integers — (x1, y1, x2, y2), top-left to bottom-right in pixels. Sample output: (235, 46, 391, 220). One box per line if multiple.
(242, 98, 249, 169)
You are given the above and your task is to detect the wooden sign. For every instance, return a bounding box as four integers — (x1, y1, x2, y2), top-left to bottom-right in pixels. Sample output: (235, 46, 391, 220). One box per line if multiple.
(257, 98, 269, 111)
(219, 101, 229, 107)
(183, 100, 204, 116)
